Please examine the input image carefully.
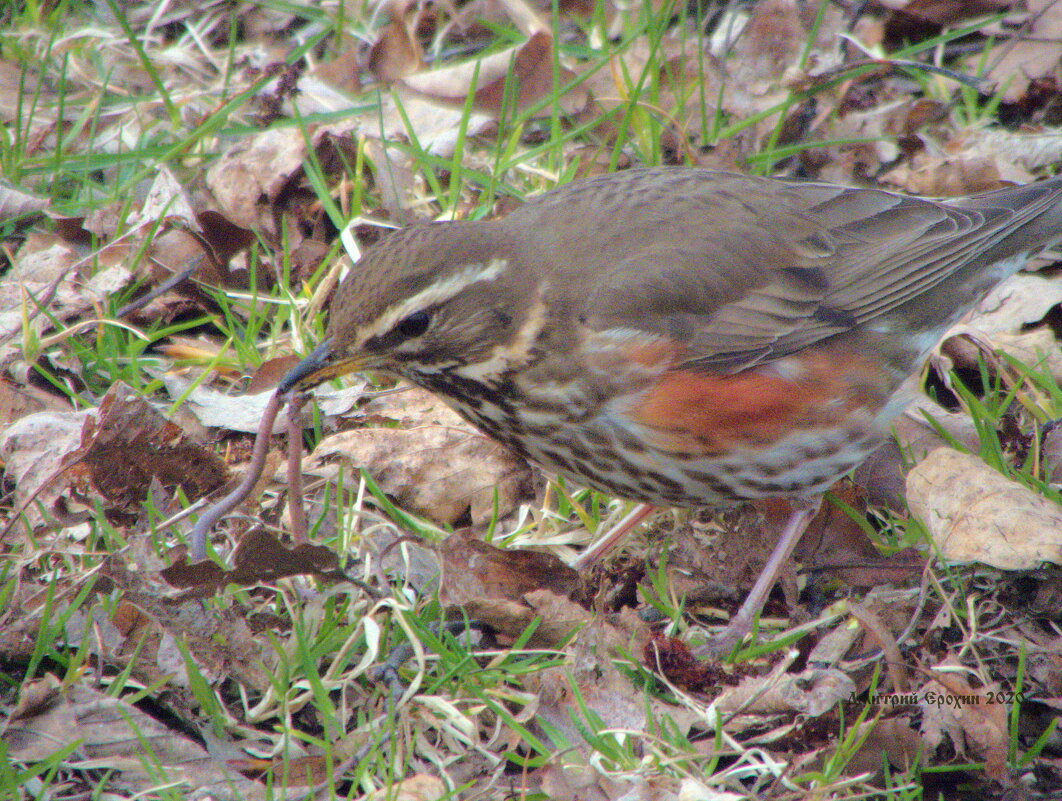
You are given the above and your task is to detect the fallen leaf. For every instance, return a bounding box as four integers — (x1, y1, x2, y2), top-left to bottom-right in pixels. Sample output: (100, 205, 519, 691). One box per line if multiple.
(979, 0, 1062, 103)
(0, 408, 91, 527)
(842, 716, 923, 777)
(881, 154, 1017, 195)
(162, 373, 293, 434)
(206, 128, 307, 230)
(715, 664, 857, 717)
(303, 394, 533, 528)
(399, 31, 587, 118)
(438, 529, 581, 607)
(4, 677, 268, 798)
(906, 447, 1062, 569)
(0, 180, 49, 220)
(367, 11, 425, 82)
(919, 659, 1010, 781)
(80, 383, 231, 510)
(363, 775, 447, 801)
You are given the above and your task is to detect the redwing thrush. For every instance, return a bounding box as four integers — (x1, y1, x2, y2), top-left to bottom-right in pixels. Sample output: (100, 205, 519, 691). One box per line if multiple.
(280, 167, 1062, 653)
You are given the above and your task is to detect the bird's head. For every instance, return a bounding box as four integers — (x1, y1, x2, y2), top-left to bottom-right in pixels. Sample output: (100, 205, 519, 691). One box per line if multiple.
(279, 220, 535, 393)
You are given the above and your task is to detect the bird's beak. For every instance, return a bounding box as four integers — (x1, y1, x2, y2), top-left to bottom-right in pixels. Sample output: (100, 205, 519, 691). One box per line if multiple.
(277, 338, 364, 393)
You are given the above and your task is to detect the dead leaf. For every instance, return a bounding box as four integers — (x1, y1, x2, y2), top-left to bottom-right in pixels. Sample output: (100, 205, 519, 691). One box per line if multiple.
(0, 180, 49, 220)
(951, 127, 1062, 175)
(854, 395, 983, 512)
(438, 529, 581, 607)
(161, 528, 341, 593)
(399, 31, 587, 118)
(363, 775, 447, 801)
(798, 483, 925, 588)
(80, 383, 231, 510)
(367, 13, 425, 82)
(715, 664, 857, 717)
(3, 677, 268, 798)
(919, 660, 1010, 781)
(206, 128, 307, 230)
(303, 393, 533, 528)
(967, 271, 1062, 335)
(103, 556, 275, 691)
(980, 0, 1062, 103)
(842, 716, 923, 777)
(881, 154, 1017, 195)
(162, 373, 293, 434)
(0, 408, 91, 527)
(907, 447, 1062, 569)
(313, 46, 363, 94)
(0, 375, 72, 428)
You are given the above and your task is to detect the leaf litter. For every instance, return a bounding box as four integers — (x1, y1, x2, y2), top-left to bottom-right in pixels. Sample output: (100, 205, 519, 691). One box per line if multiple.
(2, 1, 1062, 799)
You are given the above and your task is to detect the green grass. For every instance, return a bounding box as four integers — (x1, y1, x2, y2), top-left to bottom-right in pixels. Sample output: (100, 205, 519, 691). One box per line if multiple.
(2, 0, 1060, 798)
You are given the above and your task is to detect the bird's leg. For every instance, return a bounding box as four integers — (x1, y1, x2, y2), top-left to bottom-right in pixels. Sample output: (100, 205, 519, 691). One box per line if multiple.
(696, 497, 822, 659)
(570, 503, 657, 570)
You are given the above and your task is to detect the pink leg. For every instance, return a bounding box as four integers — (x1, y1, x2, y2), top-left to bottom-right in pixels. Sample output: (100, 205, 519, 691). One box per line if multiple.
(570, 503, 657, 570)
(697, 498, 821, 658)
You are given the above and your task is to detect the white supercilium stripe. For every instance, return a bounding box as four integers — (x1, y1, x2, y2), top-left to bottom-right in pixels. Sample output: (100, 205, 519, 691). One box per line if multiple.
(357, 258, 508, 344)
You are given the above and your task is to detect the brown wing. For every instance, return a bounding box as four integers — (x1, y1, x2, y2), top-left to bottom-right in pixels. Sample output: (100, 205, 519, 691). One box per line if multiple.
(534, 168, 1062, 372)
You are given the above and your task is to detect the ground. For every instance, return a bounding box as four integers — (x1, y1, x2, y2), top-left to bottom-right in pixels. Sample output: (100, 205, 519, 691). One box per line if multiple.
(2, 1, 1062, 799)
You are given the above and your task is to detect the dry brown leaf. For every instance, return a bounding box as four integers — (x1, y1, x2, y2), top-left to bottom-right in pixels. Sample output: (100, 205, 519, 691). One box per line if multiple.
(162, 373, 294, 434)
(399, 30, 587, 118)
(878, 0, 1015, 25)
(1044, 426, 1062, 486)
(729, 0, 817, 87)
(719, 0, 845, 115)
(437, 529, 581, 608)
(0, 408, 91, 527)
(980, 0, 1062, 103)
(0, 180, 49, 220)
(81, 383, 231, 509)
(362, 775, 447, 801)
(103, 556, 275, 690)
(855, 396, 983, 512)
(0, 58, 56, 130)
(367, 13, 425, 82)
(918, 660, 1010, 781)
(842, 716, 923, 777)
(0, 231, 133, 365)
(161, 529, 341, 592)
(206, 128, 307, 230)
(0, 375, 72, 428)
(315, 88, 495, 161)
(881, 154, 1020, 195)
(907, 447, 1062, 570)
(313, 45, 363, 94)
(246, 354, 303, 394)
(648, 505, 801, 614)
(363, 138, 421, 222)
(715, 664, 857, 717)
(522, 599, 654, 765)
(798, 483, 925, 588)
(303, 394, 533, 527)
(3, 677, 269, 798)
(951, 127, 1062, 175)
(0, 383, 231, 532)
(990, 328, 1062, 384)
(969, 271, 1062, 335)
(132, 166, 198, 229)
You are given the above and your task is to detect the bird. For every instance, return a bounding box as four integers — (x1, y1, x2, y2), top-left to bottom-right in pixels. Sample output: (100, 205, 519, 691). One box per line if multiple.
(278, 166, 1062, 654)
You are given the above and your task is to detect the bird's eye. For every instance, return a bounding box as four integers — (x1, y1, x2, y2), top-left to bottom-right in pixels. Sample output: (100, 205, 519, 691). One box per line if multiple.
(394, 310, 431, 339)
